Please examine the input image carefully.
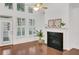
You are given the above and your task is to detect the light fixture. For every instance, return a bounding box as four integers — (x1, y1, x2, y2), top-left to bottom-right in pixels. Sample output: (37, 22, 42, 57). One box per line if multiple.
(32, 3, 48, 11)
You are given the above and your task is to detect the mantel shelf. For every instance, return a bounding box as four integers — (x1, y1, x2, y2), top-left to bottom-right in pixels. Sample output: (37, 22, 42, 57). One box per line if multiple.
(45, 27, 68, 33)
(45, 27, 68, 30)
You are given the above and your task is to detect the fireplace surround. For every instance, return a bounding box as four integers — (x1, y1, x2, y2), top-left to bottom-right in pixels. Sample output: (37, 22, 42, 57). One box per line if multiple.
(47, 32, 63, 51)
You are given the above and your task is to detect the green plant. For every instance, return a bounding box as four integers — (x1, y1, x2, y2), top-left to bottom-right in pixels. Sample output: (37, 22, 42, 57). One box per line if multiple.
(36, 30, 43, 40)
(61, 22, 65, 26)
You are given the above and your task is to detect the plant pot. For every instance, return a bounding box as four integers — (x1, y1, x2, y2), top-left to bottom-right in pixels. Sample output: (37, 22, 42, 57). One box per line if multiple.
(61, 25, 65, 28)
(38, 39, 44, 44)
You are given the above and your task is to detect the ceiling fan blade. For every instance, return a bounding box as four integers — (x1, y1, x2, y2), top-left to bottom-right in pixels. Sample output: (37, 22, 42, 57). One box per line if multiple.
(42, 7, 48, 9)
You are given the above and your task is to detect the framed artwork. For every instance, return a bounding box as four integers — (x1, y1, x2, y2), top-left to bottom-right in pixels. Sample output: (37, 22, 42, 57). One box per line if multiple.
(48, 20, 55, 28)
(48, 18, 62, 28)
(54, 19, 62, 28)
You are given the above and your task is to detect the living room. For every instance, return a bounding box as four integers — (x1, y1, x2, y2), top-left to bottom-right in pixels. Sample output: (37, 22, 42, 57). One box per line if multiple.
(0, 3, 79, 55)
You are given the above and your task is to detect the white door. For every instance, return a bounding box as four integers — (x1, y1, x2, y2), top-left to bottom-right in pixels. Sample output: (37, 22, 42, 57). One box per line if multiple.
(1, 18, 13, 45)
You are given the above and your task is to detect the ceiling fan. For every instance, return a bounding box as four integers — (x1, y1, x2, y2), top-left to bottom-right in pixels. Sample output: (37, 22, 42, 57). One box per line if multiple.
(32, 3, 48, 11)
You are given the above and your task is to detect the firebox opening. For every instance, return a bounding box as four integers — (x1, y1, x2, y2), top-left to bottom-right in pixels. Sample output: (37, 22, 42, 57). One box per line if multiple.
(47, 32, 63, 51)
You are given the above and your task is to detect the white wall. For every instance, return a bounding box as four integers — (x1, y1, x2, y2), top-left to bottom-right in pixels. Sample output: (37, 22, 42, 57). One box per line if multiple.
(44, 3, 70, 49)
(45, 3, 69, 28)
(0, 19, 2, 45)
(0, 4, 13, 16)
(68, 4, 79, 49)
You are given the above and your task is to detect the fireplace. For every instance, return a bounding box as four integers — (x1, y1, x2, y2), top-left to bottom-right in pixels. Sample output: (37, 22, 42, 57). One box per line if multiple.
(47, 32, 63, 51)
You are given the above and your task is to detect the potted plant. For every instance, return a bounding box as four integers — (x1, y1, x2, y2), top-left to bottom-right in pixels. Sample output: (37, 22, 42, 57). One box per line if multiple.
(60, 22, 65, 28)
(36, 30, 44, 44)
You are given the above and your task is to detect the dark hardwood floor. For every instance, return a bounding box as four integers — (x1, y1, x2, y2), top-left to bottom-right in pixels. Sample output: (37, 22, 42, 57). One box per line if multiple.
(0, 41, 62, 55)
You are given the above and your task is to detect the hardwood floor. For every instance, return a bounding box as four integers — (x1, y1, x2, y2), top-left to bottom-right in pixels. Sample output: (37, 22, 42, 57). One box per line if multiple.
(0, 41, 62, 55)
(63, 48, 79, 55)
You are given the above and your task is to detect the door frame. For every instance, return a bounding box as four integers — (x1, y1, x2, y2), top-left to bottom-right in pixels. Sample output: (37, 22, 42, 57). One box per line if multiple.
(0, 17, 13, 46)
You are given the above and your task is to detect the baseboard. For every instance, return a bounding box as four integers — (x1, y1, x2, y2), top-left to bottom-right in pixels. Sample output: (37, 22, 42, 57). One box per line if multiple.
(0, 45, 13, 49)
(13, 39, 38, 45)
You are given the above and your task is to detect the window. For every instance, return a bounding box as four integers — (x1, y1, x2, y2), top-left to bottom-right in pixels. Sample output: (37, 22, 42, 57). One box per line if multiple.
(28, 19, 36, 36)
(22, 18, 25, 25)
(3, 22, 10, 41)
(17, 27, 21, 36)
(5, 3, 13, 9)
(29, 19, 35, 26)
(28, 7, 33, 13)
(17, 18, 21, 26)
(22, 27, 25, 35)
(17, 18, 26, 37)
(29, 28, 32, 35)
(17, 18, 25, 26)
(17, 3, 25, 12)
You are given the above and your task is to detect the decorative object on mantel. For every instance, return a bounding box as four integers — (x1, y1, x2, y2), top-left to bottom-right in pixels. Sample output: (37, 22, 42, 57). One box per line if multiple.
(48, 18, 62, 28)
(60, 22, 65, 28)
(36, 29, 44, 44)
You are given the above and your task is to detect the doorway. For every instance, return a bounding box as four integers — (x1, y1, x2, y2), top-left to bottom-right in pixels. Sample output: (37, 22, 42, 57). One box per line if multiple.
(0, 17, 13, 46)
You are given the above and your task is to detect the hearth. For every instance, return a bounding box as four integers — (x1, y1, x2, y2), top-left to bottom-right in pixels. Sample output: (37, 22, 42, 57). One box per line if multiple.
(47, 32, 63, 51)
